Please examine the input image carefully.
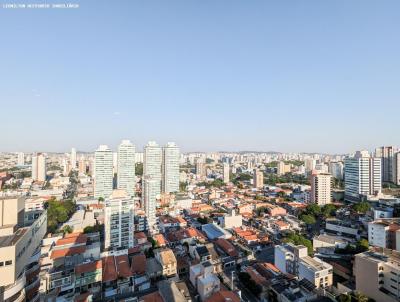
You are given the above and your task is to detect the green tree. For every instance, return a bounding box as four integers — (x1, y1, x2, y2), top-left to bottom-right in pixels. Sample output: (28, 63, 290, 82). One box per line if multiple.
(356, 239, 369, 252)
(61, 225, 73, 234)
(197, 216, 210, 225)
(354, 292, 368, 302)
(83, 224, 103, 234)
(306, 204, 321, 216)
(256, 207, 267, 216)
(337, 293, 352, 302)
(352, 202, 370, 214)
(283, 232, 313, 255)
(179, 181, 187, 192)
(135, 162, 143, 176)
(46, 198, 76, 234)
(301, 214, 316, 225)
(322, 204, 337, 217)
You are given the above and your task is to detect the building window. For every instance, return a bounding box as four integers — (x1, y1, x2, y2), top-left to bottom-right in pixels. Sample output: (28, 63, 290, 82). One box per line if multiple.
(0, 262, 3, 267)
(5, 260, 12, 266)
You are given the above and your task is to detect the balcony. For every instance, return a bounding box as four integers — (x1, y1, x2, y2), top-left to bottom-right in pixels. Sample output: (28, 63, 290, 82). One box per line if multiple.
(75, 273, 101, 287)
(3, 275, 26, 300)
(25, 277, 40, 292)
(25, 279, 40, 302)
(28, 249, 41, 265)
(26, 263, 40, 281)
(49, 272, 73, 290)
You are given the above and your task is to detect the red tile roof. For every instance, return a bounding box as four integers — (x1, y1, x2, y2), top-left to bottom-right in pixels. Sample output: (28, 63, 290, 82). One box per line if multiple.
(56, 233, 87, 246)
(128, 246, 142, 255)
(50, 246, 86, 259)
(75, 260, 102, 274)
(74, 292, 91, 302)
(185, 227, 206, 239)
(102, 256, 117, 282)
(135, 232, 147, 240)
(154, 234, 167, 246)
(214, 238, 238, 257)
(140, 292, 164, 302)
(205, 291, 240, 302)
(131, 254, 146, 275)
(176, 217, 186, 223)
(116, 254, 133, 278)
(245, 267, 268, 286)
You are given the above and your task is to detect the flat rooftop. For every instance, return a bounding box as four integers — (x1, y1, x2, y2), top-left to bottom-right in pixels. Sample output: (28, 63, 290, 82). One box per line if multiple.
(0, 227, 28, 248)
(301, 256, 331, 271)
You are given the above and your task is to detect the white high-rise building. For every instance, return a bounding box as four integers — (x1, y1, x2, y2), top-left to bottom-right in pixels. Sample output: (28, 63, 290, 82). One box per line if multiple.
(395, 152, 400, 186)
(94, 145, 113, 199)
(375, 146, 398, 183)
(37, 154, 46, 182)
(112, 152, 118, 174)
(71, 147, 77, 169)
(311, 172, 332, 205)
(162, 142, 180, 193)
(304, 158, 316, 173)
(329, 162, 344, 180)
(32, 153, 46, 182)
(143, 176, 158, 232)
(344, 150, 382, 202)
(31, 154, 38, 180)
(104, 190, 135, 250)
(144, 141, 162, 196)
(223, 163, 230, 184)
(17, 152, 24, 166)
(135, 152, 144, 163)
(117, 140, 136, 197)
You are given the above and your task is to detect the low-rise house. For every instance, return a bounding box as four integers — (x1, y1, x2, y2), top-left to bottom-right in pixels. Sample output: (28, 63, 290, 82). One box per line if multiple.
(204, 290, 240, 302)
(214, 238, 238, 258)
(154, 248, 177, 277)
(41, 232, 101, 301)
(135, 232, 148, 245)
(190, 262, 220, 301)
(271, 220, 290, 232)
(131, 254, 151, 291)
(102, 254, 133, 299)
(274, 244, 333, 289)
(312, 234, 349, 253)
(74, 260, 102, 300)
(325, 218, 361, 239)
(195, 246, 212, 263)
(154, 234, 168, 247)
(202, 224, 232, 240)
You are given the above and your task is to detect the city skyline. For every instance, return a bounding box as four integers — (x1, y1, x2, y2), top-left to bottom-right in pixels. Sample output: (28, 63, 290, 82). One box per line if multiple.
(1, 1, 400, 153)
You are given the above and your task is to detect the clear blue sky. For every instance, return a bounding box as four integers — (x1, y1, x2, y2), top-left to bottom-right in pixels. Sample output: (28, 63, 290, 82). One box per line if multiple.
(1, 0, 399, 154)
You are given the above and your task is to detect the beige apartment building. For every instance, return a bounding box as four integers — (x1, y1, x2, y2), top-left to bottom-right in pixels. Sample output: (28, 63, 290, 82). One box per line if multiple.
(253, 168, 264, 189)
(277, 161, 291, 176)
(0, 196, 47, 302)
(310, 172, 332, 205)
(354, 248, 400, 302)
